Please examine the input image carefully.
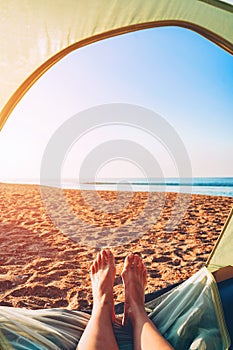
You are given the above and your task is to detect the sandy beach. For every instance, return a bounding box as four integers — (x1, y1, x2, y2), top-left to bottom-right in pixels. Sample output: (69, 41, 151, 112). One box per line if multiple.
(0, 182, 232, 312)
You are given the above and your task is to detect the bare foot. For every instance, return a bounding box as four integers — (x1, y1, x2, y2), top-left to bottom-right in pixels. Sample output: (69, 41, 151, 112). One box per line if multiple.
(91, 249, 116, 322)
(121, 253, 147, 326)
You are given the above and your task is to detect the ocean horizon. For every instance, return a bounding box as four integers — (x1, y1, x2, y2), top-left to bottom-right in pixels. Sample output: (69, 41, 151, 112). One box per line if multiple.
(80, 177, 233, 197)
(2, 177, 233, 198)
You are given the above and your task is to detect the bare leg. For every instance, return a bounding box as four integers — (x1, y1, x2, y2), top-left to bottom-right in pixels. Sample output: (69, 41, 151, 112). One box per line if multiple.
(121, 253, 174, 350)
(77, 249, 119, 350)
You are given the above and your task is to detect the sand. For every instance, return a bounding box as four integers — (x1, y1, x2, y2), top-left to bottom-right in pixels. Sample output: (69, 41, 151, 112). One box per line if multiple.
(0, 182, 232, 312)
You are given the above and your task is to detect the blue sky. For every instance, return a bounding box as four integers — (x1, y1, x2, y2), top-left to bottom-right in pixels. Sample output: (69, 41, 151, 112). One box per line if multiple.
(0, 25, 233, 182)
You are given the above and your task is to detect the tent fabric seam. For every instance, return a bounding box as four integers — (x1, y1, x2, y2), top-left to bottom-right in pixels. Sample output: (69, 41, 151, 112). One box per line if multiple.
(198, 0, 233, 13)
(207, 268, 231, 348)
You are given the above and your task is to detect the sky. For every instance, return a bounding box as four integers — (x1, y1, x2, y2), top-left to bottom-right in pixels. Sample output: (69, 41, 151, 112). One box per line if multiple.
(0, 25, 233, 183)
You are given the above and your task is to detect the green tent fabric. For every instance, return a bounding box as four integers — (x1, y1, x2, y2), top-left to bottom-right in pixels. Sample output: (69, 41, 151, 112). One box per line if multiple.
(0, 268, 231, 349)
(0, 0, 233, 130)
(207, 208, 233, 273)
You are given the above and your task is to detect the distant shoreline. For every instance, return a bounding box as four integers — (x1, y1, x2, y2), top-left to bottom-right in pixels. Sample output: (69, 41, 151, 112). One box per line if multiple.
(1, 177, 233, 197)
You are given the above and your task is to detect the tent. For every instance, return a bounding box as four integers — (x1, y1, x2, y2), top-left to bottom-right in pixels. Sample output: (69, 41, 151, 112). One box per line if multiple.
(207, 208, 233, 273)
(0, 0, 232, 349)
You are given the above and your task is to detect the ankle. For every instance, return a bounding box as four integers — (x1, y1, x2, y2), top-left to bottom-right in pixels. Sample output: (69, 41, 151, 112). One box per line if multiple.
(93, 293, 114, 307)
(126, 303, 147, 324)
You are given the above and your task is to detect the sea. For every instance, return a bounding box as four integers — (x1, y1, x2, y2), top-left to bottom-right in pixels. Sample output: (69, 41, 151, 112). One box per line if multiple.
(2, 177, 233, 197)
(68, 177, 233, 198)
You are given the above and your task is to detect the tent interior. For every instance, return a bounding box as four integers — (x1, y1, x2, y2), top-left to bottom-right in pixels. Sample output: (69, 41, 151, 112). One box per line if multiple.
(0, 0, 233, 349)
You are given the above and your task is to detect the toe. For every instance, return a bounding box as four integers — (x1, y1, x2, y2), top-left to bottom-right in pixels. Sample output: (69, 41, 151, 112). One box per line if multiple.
(100, 250, 107, 268)
(122, 254, 132, 276)
(96, 252, 101, 268)
(126, 253, 134, 267)
(123, 254, 129, 269)
(133, 254, 140, 267)
(106, 249, 115, 266)
(91, 260, 97, 275)
(137, 257, 143, 270)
